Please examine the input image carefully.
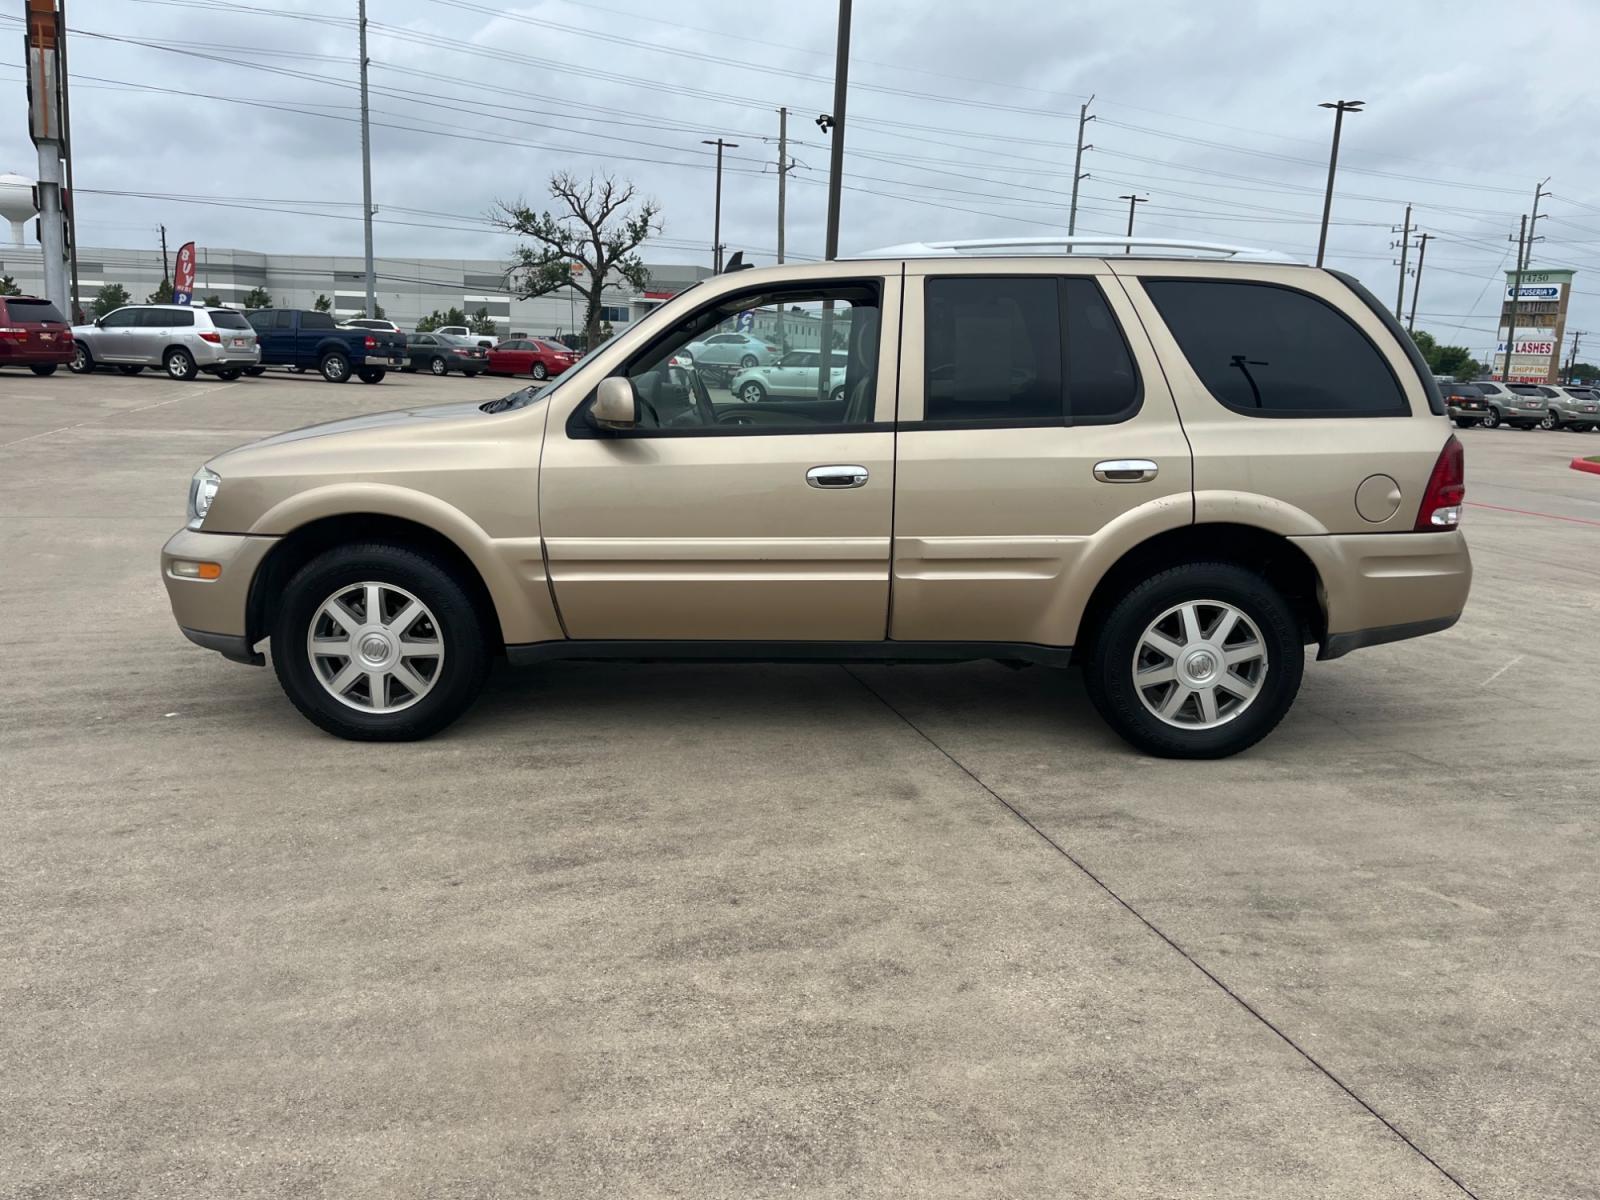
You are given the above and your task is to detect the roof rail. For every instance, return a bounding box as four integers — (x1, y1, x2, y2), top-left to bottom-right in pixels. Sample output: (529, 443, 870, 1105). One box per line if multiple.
(842, 236, 1300, 264)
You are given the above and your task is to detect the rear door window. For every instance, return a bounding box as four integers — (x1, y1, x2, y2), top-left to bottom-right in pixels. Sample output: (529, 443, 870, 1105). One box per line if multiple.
(208, 310, 251, 330)
(1143, 279, 1409, 418)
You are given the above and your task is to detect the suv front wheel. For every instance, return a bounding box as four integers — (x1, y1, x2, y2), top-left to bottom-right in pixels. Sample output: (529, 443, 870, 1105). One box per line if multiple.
(271, 544, 490, 741)
(1083, 562, 1304, 759)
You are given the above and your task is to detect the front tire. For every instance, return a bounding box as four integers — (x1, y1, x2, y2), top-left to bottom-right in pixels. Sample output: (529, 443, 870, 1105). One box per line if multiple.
(30, 363, 58, 376)
(70, 343, 94, 374)
(320, 351, 352, 383)
(164, 347, 199, 381)
(1453, 417, 1479, 428)
(1083, 562, 1304, 759)
(739, 381, 767, 404)
(356, 366, 386, 383)
(271, 544, 490, 741)
(1541, 410, 1559, 430)
(1482, 407, 1502, 429)
(215, 368, 242, 381)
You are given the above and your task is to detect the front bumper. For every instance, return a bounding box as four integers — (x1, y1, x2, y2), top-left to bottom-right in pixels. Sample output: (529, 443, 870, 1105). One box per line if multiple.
(1289, 530, 1472, 660)
(160, 528, 280, 664)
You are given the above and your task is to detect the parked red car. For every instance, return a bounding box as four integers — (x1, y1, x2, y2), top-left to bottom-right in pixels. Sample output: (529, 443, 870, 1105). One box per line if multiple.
(486, 336, 579, 380)
(0, 295, 74, 376)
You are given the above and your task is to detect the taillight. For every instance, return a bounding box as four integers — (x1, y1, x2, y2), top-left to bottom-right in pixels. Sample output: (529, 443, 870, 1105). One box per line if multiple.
(364, 335, 377, 349)
(1415, 435, 1465, 530)
(198, 331, 222, 344)
(0, 326, 25, 339)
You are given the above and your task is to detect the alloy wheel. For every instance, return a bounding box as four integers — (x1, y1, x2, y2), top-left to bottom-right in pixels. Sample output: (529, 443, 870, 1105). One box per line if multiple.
(741, 383, 764, 403)
(1132, 599, 1268, 729)
(305, 581, 444, 714)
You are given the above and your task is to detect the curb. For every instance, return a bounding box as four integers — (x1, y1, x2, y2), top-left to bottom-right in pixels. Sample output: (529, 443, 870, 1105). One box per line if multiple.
(1571, 457, 1600, 477)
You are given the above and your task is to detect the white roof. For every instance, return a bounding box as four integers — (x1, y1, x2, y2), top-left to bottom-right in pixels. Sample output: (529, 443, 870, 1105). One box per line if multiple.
(843, 236, 1300, 265)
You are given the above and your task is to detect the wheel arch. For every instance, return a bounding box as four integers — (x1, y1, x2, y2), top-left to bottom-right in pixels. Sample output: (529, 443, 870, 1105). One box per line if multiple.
(1073, 522, 1327, 657)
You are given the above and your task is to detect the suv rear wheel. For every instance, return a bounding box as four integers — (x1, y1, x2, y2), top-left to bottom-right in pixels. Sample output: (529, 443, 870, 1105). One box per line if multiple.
(1083, 562, 1304, 759)
(164, 347, 199, 381)
(271, 544, 490, 741)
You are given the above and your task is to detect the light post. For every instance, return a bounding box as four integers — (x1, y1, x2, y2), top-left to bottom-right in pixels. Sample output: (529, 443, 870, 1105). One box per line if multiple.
(1118, 194, 1148, 251)
(701, 138, 738, 272)
(1315, 99, 1364, 267)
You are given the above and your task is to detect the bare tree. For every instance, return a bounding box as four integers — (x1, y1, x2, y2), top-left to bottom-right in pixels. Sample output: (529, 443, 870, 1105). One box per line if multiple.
(494, 173, 660, 350)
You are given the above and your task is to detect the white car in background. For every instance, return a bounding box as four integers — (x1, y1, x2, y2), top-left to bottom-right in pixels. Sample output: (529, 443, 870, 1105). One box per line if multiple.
(684, 330, 780, 370)
(341, 317, 403, 335)
(728, 349, 848, 403)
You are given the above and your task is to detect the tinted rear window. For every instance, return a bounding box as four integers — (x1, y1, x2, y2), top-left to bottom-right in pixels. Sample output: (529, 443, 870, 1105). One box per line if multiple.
(208, 309, 251, 330)
(922, 275, 1139, 426)
(1143, 279, 1409, 418)
(143, 308, 194, 328)
(6, 298, 66, 323)
(1445, 385, 1481, 398)
(300, 311, 336, 330)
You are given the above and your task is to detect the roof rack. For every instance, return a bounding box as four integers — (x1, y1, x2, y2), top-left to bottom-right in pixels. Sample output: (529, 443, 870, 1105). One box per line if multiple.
(842, 236, 1299, 264)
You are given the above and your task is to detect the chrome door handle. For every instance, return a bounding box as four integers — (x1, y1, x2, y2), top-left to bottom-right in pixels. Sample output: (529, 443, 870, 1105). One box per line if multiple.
(1093, 459, 1159, 483)
(806, 464, 869, 489)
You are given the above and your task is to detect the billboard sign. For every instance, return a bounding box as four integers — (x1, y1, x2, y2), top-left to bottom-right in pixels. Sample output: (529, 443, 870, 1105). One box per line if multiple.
(1494, 338, 1557, 357)
(173, 241, 196, 305)
(1506, 285, 1560, 301)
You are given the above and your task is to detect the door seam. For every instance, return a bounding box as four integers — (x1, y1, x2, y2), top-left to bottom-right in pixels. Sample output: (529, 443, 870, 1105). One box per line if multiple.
(1107, 272, 1196, 525)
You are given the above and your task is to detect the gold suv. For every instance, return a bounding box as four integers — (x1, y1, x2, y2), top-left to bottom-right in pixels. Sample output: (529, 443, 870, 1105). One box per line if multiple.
(161, 239, 1471, 758)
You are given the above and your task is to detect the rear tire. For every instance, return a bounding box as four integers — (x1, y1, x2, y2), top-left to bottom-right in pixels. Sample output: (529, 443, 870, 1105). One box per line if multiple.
(740, 354, 759, 368)
(270, 543, 490, 742)
(357, 367, 386, 384)
(319, 351, 352, 383)
(1453, 417, 1479, 428)
(30, 363, 58, 376)
(463, 371, 479, 379)
(1083, 562, 1304, 759)
(429, 357, 448, 376)
(164, 347, 199, 381)
(531, 362, 548, 380)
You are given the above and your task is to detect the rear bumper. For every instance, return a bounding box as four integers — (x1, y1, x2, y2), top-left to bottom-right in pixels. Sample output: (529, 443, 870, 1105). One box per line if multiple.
(1290, 530, 1472, 660)
(193, 342, 261, 367)
(160, 528, 279, 663)
(360, 354, 404, 367)
(0, 341, 74, 364)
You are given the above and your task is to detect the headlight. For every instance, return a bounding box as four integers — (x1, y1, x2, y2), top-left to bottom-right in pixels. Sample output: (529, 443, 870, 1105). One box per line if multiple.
(187, 467, 220, 530)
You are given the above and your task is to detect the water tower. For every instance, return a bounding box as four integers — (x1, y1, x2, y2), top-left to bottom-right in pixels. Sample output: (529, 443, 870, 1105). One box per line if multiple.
(0, 172, 36, 246)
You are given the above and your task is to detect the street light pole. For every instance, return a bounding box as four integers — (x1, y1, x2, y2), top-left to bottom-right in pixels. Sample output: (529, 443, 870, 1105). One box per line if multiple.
(1118, 193, 1147, 251)
(776, 107, 787, 265)
(1315, 99, 1364, 268)
(822, 0, 851, 260)
(701, 137, 739, 272)
(1068, 94, 1094, 237)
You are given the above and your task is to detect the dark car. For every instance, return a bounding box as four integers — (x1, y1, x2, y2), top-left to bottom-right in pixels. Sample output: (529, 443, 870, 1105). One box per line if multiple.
(486, 336, 579, 380)
(244, 308, 406, 383)
(1443, 382, 1488, 428)
(0, 295, 74, 375)
(403, 332, 489, 377)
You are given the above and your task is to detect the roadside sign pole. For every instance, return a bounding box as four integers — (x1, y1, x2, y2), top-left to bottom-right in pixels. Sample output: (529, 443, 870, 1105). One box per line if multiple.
(1501, 215, 1527, 383)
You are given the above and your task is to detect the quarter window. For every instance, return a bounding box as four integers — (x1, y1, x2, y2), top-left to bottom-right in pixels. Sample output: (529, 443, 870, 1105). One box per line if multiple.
(1143, 279, 1409, 418)
(922, 276, 1140, 425)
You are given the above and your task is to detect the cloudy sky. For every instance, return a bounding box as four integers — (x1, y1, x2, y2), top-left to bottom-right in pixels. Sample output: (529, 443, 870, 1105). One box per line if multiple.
(5, 0, 1600, 361)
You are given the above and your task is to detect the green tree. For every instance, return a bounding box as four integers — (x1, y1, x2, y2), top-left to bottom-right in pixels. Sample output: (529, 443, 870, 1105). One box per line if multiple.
(313, 293, 332, 312)
(146, 278, 174, 304)
(468, 306, 498, 336)
(0, 273, 21, 297)
(372, 301, 386, 320)
(1409, 328, 1474, 378)
(91, 282, 131, 318)
(1567, 361, 1600, 384)
(416, 306, 467, 333)
(200, 294, 224, 307)
(494, 172, 659, 352)
(240, 286, 273, 309)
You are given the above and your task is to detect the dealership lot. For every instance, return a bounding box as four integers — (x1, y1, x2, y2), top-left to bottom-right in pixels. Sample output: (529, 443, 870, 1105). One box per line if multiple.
(3, 370, 1597, 1198)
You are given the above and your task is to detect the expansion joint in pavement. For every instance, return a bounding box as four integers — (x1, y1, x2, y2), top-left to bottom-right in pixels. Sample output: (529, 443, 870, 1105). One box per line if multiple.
(840, 665, 1481, 1200)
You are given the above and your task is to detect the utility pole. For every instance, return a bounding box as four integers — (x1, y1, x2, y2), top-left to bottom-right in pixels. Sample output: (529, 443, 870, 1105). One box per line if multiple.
(1501, 215, 1528, 384)
(1068, 94, 1095, 237)
(1407, 231, 1430, 334)
(776, 107, 788, 264)
(1315, 99, 1364, 268)
(822, 0, 851, 260)
(1118, 193, 1147, 251)
(1393, 204, 1412, 318)
(56, 0, 79, 319)
(159, 224, 169, 284)
(358, 0, 376, 317)
(1524, 177, 1551, 271)
(1564, 329, 1586, 381)
(701, 137, 738, 272)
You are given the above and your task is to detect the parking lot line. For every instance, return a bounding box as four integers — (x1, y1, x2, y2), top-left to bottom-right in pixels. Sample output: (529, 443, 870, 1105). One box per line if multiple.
(1465, 499, 1600, 528)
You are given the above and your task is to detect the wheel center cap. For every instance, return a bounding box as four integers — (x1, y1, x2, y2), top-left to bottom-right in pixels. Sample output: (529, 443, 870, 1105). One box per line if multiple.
(1183, 649, 1218, 683)
(359, 632, 393, 665)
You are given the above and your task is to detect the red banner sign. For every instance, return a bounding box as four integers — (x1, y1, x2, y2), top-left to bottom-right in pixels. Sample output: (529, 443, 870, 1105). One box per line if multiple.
(173, 241, 196, 305)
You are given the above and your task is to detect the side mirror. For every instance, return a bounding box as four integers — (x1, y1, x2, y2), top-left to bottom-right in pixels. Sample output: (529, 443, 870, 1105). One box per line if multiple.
(93, 317, 103, 328)
(591, 377, 637, 430)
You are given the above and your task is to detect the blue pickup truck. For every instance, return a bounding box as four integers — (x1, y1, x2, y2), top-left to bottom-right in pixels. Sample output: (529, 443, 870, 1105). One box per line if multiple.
(243, 309, 407, 383)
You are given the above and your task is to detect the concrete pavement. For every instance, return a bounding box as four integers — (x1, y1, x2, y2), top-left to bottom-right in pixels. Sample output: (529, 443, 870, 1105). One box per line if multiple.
(2, 367, 1596, 1198)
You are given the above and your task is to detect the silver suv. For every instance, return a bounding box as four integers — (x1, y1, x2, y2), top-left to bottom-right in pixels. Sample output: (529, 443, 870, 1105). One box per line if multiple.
(70, 305, 261, 381)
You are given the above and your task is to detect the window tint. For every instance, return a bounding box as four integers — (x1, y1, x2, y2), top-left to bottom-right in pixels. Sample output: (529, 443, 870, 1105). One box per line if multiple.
(588, 281, 882, 436)
(102, 308, 140, 329)
(140, 308, 192, 328)
(246, 311, 270, 332)
(7, 298, 66, 323)
(273, 310, 295, 329)
(301, 310, 336, 330)
(922, 276, 1138, 425)
(1143, 279, 1409, 417)
(208, 309, 251, 330)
